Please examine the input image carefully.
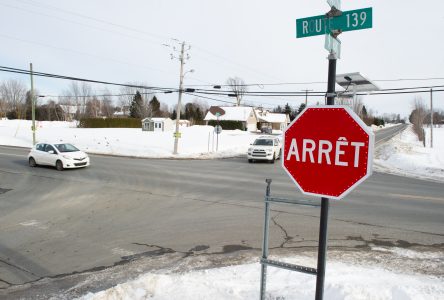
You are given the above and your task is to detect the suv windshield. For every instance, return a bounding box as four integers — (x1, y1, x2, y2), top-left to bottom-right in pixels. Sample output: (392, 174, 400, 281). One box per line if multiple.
(55, 143, 79, 153)
(253, 139, 273, 146)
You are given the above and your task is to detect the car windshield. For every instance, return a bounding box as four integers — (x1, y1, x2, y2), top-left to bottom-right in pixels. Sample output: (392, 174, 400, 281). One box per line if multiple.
(54, 143, 79, 153)
(253, 139, 273, 146)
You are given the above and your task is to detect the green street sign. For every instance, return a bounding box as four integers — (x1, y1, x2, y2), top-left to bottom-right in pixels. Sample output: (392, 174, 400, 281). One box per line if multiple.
(296, 7, 372, 38)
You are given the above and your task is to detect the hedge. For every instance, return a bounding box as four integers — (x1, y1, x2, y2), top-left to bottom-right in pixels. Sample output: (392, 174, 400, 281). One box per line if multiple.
(208, 120, 244, 130)
(79, 118, 142, 128)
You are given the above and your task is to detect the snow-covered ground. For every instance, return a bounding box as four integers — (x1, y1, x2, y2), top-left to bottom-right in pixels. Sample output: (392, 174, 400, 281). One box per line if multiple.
(0, 119, 258, 159)
(77, 251, 443, 300)
(1, 120, 444, 299)
(374, 125, 444, 182)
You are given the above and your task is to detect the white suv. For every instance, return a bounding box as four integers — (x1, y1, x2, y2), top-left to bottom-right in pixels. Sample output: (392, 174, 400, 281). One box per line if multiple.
(247, 136, 281, 163)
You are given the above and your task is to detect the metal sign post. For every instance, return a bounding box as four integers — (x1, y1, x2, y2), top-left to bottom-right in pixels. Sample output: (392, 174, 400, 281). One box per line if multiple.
(315, 51, 336, 300)
(262, 2, 374, 299)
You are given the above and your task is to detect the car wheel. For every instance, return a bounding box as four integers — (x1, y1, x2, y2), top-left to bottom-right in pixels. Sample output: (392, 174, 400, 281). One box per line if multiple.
(56, 160, 64, 171)
(248, 159, 253, 163)
(270, 153, 275, 164)
(29, 157, 37, 167)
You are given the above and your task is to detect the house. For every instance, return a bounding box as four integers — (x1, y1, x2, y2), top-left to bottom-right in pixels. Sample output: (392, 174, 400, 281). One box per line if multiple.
(142, 117, 174, 132)
(255, 108, 290, 132)
(204, 106, 258, 131)
(59, 105, 79, 121)
(113, 106, 130, 118)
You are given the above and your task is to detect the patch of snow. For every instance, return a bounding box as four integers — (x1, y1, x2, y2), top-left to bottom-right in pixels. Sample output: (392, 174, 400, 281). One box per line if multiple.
(0, 120, 259, 159)
(374, 125, 444, 182)
(77, 255, 444, 300)
(371, 247, 443, 260)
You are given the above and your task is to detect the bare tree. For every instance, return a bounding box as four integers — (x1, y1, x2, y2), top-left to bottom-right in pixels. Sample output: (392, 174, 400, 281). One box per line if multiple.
(62, 81, 93, 118)
(409, 97, 427, 142)
(226, 77, 247, 106)
(0, 93, 6, 119)
(351, 96, 364, 118)
(0, 79, 27, 119)
(118, 83, 152, 116)
(99, 88, 114, 118)
(334, 96, 350, 106)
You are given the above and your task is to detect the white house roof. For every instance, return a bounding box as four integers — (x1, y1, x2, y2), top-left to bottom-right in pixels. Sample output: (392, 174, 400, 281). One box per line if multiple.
(142, 117, 172, 122)
(255, 109, 289, 124)
(204, 106, 255, 122)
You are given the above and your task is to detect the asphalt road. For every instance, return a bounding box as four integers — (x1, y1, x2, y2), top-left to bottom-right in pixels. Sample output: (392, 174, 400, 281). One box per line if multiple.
(0, 124, 443, 298)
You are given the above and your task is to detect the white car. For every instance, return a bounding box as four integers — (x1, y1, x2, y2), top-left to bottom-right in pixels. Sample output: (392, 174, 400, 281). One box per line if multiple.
(247, 136, 282, 163)
(28, 143, 90, 171)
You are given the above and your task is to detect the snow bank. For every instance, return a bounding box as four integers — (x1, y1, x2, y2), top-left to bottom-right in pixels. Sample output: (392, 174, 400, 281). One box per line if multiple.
(0, 120, 258, 158)
(374, 125, 444, 181)
(77, 255, 444, 300)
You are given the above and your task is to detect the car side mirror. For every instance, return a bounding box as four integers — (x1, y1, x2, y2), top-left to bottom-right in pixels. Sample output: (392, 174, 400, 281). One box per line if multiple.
(249, 143, 252, 145)
(48, 150, 55, 154)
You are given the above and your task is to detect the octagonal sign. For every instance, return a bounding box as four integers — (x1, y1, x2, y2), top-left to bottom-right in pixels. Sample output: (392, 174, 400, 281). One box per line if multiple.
(282, 106, 374, 200)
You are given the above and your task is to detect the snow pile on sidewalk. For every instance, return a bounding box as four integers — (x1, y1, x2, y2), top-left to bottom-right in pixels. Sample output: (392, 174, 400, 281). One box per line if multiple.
(78, 255, 444, 300)
(0, 120, 258, 158)
(374, 125, 444, 181)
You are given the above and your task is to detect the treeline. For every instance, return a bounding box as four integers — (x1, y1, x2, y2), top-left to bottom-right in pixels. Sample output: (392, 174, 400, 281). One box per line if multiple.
(0, 79, 210, 124)
(409, 97, 444, 142)
(273, 97, 392, 127)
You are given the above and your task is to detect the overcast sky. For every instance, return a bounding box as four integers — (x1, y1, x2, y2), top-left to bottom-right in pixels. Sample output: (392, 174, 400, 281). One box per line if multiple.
(0, 0, 443, 118)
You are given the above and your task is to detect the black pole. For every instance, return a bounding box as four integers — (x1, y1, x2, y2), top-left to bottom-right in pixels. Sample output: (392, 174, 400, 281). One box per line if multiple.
(315, 53, 336, 300)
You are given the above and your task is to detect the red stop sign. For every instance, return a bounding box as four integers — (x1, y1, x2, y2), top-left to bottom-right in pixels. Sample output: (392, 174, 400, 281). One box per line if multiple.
(282, 106, 374, 200)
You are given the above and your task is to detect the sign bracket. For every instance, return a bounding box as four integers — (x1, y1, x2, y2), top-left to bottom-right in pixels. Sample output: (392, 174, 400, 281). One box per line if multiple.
(260, 179, 328, 300)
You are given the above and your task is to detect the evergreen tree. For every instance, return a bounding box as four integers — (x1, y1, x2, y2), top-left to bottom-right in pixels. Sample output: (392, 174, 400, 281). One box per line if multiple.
(25, 91, 33, 120)
(361, 105, 368, 118)
(273, 105, 283, 113)
(296, 103, 306, 115)
(130, 91, 143, 118)
(149, 96, 161, 117)
(284, 103, 292, 116)
(284, 103, 297, 121)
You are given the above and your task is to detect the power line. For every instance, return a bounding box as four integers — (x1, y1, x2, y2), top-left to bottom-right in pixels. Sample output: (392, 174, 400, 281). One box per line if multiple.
(185, 77, 444, 88)
(7, 0, 169, 41)
(0, 33, 169, 74)
(3, 0, 281, 83)
(1, 65, 443, 105)
(0, 65, 176, 92)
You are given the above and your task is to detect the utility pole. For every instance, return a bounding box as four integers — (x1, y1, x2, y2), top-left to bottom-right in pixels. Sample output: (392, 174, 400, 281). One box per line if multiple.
(30, 63, 36, 145)
(173, 42, 185, 154)
(165, 40, 192, 155)
(302, 89, 313, 106)
(430, 89, 433, 148)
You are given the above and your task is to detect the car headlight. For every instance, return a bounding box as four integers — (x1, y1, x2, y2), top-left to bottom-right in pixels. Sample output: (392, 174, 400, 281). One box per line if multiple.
(62, 155, 72, 160)
(266, 149, 273, 153)
(248, 148, 253, 152)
